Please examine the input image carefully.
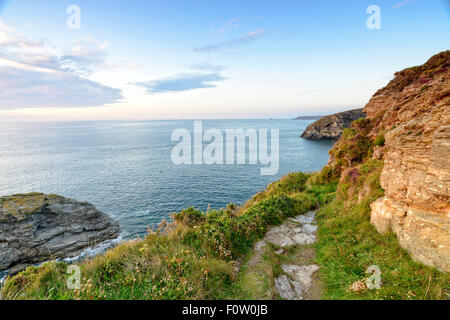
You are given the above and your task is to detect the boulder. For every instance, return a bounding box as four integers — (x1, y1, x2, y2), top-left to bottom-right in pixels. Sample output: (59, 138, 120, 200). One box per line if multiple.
(0, 193, 120, 274)
(281, 264, 319, 292)
(275, 275, 303, 300)
(265, 212, 318, 248)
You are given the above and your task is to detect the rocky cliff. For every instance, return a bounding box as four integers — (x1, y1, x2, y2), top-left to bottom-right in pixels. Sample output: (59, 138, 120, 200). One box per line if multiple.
(364, 51, 449, 272)
(301, 109, 366, 140)
(0, 193, 120, 274)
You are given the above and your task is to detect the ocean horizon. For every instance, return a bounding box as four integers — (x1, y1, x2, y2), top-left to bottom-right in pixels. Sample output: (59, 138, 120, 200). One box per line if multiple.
(0, 119, 334, 238)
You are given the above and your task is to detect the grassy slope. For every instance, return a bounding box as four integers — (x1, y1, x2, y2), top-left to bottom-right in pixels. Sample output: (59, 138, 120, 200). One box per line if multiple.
(1, 117, 449, 300)
(313, 115, 450, 300)
(229, 177, 337, 300)
(1, 172, 335, 300)
(315, 160, 449, 300)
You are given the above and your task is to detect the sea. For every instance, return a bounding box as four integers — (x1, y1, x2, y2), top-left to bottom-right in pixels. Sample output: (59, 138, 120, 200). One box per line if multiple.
(0, 119, 334, 238)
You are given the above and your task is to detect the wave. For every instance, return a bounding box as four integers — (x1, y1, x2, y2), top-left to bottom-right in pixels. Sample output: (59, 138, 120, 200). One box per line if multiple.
(0, 233, 126, 287)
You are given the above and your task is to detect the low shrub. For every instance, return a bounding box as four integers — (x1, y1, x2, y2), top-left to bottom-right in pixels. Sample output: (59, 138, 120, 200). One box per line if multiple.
(373, 134, 385, 147)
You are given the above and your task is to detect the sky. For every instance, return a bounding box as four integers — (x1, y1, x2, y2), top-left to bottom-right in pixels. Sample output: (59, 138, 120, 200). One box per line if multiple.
(0, 0, 449, 121)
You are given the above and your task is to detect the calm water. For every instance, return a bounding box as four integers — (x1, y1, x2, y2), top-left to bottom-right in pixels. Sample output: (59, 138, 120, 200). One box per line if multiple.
(0, 120, 333, 238)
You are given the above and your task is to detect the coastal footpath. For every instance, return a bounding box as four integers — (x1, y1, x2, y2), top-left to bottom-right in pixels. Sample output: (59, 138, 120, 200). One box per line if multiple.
(1, 51, 449, 300)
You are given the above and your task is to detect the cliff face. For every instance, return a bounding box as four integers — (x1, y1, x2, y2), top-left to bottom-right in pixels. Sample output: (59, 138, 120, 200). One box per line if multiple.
(365, 51, 450, 272)
(0, 193, 121, 274)
(301, 109, 366, 140)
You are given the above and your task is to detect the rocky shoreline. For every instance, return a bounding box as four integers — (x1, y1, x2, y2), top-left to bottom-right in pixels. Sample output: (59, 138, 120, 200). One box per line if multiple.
(0, 193, 121, 275)
(300, 108, 366, 140)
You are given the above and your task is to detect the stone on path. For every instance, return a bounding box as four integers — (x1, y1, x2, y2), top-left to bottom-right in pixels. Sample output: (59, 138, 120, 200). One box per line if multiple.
(282, 264, 320, 292)
(254, 240, 267, 251)
(265, 211, 317, 248)
(290, 232, 316, 245)
(275, 275, 303, 300)
(270, 211, 320, 300)
(265, 226, 296, 247)
(292, 211, 316, 224)
(302, 224, 318, 234)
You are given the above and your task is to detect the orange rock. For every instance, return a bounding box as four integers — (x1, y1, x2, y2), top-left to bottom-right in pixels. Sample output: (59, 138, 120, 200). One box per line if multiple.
(367, 51, 450, 272)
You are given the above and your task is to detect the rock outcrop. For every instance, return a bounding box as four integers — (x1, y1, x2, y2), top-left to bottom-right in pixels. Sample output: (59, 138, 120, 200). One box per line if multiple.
(367, 51, 450, 272)
(0, 193, 120, 274)
(301, 109, 366, 140)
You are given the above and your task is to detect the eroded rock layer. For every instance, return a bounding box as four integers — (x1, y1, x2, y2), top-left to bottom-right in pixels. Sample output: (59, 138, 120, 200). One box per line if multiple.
(367, 51, 450, 272)
(0, 193, 121, 274)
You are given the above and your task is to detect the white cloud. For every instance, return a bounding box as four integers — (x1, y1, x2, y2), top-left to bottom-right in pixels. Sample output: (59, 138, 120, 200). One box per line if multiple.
(60, 37, 109, 76)
(393, 0, 414, 8)
(0, 66, 122, 109)
(0, 20, 124, 109)
(194, 29, 265, 52)
(132, 63, 227, 94)
(217, 17, 240, 33)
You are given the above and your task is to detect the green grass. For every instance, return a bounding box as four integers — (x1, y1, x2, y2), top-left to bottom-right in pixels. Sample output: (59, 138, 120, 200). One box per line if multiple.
(312, 113, 450, 300)
(373, 134, 385, 147)
(1, 229, 236, 300)
(230, 245, 279, 300)
(2, 172, 334, 300)
(314, 160, 450, 300)
(1, 156, 448, 300)
(227, 175, 337, 300)
(315, 201, 450, 300)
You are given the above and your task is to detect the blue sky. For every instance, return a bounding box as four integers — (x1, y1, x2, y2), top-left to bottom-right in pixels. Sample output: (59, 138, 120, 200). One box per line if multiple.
(0, 0, 449, 120)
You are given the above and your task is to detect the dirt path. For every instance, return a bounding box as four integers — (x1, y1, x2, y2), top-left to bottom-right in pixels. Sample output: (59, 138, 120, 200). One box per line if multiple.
(237, 211, 322, 300)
